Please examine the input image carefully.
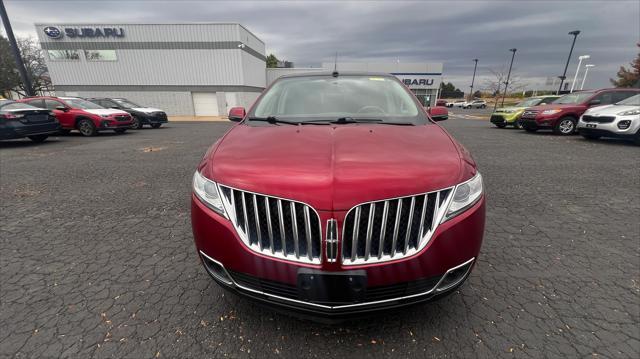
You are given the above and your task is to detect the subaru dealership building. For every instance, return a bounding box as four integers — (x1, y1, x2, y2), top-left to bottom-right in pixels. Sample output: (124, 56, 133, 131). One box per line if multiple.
(36, 23, 443, 115)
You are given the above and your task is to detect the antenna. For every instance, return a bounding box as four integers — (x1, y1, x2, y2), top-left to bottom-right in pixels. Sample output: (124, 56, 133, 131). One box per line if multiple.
(332, 52, 339, 77)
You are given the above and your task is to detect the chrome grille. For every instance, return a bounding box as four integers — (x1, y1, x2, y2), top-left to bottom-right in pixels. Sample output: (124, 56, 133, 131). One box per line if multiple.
(342, 188, 452, 265)
(218, 186, 322, 264)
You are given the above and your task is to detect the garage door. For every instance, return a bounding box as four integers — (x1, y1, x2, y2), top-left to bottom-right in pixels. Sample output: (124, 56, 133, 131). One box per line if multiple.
(192, 92, 219, 116)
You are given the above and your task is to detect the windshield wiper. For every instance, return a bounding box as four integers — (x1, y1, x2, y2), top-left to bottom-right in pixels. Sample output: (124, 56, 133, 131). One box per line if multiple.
(333, 117, 383, 124)
(247, 116, 300, 125)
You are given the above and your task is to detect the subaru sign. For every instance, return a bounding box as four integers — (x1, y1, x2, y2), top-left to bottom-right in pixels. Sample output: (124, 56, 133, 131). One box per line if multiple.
(391, 73, 441, 90)
(43, 26, 62, 39)
(64, 27, 125, 38)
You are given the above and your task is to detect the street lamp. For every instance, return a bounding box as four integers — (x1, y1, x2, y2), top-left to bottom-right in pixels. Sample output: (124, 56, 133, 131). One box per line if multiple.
(558, 30, 581, 94)
(570, 55, 590, 93)
(500, 48, 517, 107)
(469, 59, 478, 100)
(580, 64, 595, 90)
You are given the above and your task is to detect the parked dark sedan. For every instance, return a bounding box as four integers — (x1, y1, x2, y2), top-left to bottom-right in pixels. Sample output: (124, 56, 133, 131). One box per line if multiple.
(88, 98, 168, 129)
(0, 100, 60, 142)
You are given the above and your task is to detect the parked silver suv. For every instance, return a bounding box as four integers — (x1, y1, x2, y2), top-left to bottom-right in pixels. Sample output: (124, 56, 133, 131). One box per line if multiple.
(577, 94, 640, 145)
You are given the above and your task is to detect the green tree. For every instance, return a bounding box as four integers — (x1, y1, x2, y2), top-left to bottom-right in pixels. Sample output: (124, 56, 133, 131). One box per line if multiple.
(439, 82, 464, 98)
(266, 54, 279, 68)
(610, 43, 640, 88)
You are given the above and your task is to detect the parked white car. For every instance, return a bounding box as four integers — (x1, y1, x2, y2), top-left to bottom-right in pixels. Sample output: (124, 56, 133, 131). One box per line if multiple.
(447, 100, 466, 108)
(464, 100, 487, 109)
(577, 94, 640, 145)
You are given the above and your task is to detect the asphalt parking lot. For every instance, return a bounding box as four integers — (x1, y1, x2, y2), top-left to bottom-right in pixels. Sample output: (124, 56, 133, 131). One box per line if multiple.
(1, 118, 639, 358)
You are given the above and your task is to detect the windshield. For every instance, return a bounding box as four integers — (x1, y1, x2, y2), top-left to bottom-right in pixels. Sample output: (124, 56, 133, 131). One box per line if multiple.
(251, 75, 425, 124)
(113, 98, 141, 108)
(516, 98, 543, 107)
(552, 92, 594, 104)
(63, 98, 104, 109)
(616, 94, 640, 106)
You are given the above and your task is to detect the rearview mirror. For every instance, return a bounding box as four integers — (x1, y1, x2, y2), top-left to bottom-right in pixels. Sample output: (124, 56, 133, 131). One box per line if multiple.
(110, 106, 120, 109)
(228, 107, 246, 122)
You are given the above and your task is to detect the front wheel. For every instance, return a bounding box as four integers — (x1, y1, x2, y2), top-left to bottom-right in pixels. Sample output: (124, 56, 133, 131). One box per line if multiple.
(114, 128, 127, 134)
(131, 116, 142, 129)
(28, 134, 49, 143)
(554, 117, 576, 135)
(151, 123, 162, 129)
(77, 119, 97, 137)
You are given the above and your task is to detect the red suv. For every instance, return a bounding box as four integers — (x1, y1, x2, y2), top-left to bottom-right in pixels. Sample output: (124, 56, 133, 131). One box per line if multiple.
(191, 73, 485, 317)
(520, 88, 639, 135)
(19, 96, 133, 136)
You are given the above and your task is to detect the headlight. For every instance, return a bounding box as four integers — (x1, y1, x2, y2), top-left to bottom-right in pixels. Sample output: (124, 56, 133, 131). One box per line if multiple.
(617, 109, 640, 116)
(443, 172, 483, 221)
(541, 109, 562, 115)
(193, 171, 226, 217)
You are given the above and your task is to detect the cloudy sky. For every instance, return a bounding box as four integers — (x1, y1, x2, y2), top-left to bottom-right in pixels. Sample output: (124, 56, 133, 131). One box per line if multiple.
(3, 0, 639, 91)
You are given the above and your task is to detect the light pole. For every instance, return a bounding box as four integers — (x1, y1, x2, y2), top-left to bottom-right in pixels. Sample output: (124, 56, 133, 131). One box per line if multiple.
(580, 64, 595, 90)
(558, 30, 581, 94)
(469, 59, 478, 100)
(0, 0, 34, 96)
(500, 48, 517, 107)
(570, 55, 590, 93)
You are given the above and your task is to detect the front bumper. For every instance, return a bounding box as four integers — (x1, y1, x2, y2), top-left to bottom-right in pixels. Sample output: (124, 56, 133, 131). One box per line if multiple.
(139, 113, 169, 124)
(0, 121, 61, 140)
(577, 116, 640, 139)
(191, 193, 485, 316)
(521, 116, 557, 130)
(99, 120, 132, 130)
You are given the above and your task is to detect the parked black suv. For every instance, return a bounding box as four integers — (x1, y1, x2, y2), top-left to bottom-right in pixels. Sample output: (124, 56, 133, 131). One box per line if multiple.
(0, 100, 60, 142)
(88, 98, 168, 129)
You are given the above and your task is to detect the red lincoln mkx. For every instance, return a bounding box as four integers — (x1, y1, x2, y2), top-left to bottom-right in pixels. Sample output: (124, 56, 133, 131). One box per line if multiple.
(191, 72, 485, 317)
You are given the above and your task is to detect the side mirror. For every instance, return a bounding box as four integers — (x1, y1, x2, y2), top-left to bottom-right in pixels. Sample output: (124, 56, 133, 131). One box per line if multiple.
(228, 107, 246, 122)
(426, 106, 448, 121)
(55, 106, 68, 112)
(110, 106, 120, 109)
(588, 99, 601, 106)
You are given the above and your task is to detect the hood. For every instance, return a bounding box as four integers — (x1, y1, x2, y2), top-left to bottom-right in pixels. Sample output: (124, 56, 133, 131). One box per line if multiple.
(131, 107, 164, 114)
(494, 106, 525, 113)
(584, 104, 639, 116)
(526, 103, 583, 112)
(83, 108, 129, 116)
(204, 124, 468, 211)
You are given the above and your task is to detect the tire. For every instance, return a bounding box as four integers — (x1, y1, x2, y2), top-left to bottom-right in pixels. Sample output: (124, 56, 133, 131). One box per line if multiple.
(634, 131, 640, 146)
(151, 123, 162, 129)
(58, 129, 71, 135)
(554, 117, 576, 135)
(581, 133, 601, 140)
(28, 134, 48, 143)
(77, 118, 97, 137)
(114, 128, 127, 134)
(495, 123, 506, 128)
(130, 116, 142, 129)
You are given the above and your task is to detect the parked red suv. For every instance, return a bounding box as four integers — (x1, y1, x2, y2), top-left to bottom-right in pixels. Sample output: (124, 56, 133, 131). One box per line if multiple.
(19, 96, 133, 136)
(520, 88, 639, 135)
(191, 73, 485, 317)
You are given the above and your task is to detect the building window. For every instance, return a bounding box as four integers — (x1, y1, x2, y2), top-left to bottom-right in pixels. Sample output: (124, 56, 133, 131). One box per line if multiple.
(84, 50, 117, 61)
(47, 50, 80, 61)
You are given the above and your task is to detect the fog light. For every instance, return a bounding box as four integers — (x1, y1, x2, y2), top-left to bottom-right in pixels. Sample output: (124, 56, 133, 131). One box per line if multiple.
(617, 120, 631, 130)
(102, 120, 113, 127)
(435, 258, 474, 292)
(200, 251, 233, 285)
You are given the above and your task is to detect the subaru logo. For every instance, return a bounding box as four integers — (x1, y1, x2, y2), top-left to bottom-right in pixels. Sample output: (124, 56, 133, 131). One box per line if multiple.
(43, 26, 62, 39)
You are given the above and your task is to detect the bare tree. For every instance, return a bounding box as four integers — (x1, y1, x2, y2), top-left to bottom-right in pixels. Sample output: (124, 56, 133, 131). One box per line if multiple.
(0, 35, 52, 97)
(483, 67, 527, 97)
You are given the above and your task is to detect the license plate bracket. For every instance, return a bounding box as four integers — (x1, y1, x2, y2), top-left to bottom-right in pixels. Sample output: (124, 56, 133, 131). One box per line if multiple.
(297, 269, 367, 303)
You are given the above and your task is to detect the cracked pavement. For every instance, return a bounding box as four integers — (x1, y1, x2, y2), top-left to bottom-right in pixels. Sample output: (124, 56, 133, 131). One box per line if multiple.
(1, 119, 638, 358)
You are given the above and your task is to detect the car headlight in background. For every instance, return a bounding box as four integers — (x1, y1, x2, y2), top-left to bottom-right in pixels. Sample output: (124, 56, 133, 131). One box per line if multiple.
(193, 171, 226, 217)
(617, 109, 640, 116)
(443, 172, 483, 221)
(541, 109, 562, 115)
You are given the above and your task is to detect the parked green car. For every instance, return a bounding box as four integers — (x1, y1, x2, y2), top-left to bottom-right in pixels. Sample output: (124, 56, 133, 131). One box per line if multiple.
(490, 95, 560, 128)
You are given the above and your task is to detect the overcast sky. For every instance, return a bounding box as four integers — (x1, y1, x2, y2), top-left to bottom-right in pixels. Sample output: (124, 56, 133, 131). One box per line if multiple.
(3, 0, 639, 91)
